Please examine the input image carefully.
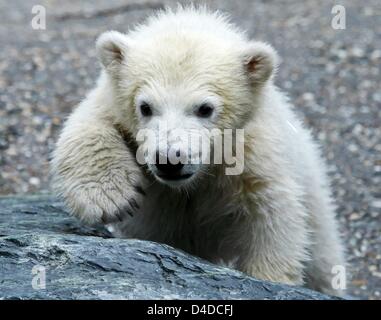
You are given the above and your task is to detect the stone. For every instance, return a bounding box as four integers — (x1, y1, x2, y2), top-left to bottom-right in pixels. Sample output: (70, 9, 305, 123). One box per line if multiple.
(0, 195, 339, 299)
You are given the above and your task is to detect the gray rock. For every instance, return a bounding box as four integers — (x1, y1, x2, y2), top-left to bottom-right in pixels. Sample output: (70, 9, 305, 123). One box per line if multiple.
(0, 195, 338, 300)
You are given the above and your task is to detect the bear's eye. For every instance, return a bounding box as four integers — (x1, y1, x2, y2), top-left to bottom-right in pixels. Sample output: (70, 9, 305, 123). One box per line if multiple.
(140, 102, 153, 117)
(196, 103, 214, 118)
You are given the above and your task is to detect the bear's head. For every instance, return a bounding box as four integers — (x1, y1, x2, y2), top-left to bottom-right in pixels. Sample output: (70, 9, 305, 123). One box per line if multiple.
(95, 19, 278, 188)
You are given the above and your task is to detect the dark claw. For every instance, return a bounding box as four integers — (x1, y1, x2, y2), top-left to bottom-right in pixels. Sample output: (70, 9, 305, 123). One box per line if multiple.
(115, 211, 124, 222)
(125, 209, 134, 217)
(101, 210, 109, 224)
(101, 210, 124, 223)
(134, 185, 146, 196)
(121, 204, 134, 218)
(129, 198, 140, 210)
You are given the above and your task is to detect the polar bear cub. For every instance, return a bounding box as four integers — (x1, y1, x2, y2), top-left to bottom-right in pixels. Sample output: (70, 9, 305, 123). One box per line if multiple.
(51, 7, 345, 296)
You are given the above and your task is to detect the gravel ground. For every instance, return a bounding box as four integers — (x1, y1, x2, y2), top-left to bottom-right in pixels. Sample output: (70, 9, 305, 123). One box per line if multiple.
(0, 0, 380, 299)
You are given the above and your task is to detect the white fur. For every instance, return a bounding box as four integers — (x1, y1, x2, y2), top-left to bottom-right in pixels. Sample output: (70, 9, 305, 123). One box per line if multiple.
(51, 7, 345, 296)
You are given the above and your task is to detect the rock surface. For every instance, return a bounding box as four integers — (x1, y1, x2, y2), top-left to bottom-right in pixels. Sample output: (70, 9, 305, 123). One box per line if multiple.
(0, 195, 337, 300)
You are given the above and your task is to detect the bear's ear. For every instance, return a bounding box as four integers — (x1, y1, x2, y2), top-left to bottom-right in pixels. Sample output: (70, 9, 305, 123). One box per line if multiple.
(242, 41, 279, 84)
(96, 31, 129, 69)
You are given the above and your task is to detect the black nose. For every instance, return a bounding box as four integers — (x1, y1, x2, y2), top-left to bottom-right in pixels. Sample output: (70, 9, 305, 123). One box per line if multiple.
(155, 151, 184, 176)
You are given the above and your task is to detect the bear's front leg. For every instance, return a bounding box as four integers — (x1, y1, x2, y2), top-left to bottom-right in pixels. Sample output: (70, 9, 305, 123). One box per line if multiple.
(235, 179, 311, 286)
(51, 117, 146, 225)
